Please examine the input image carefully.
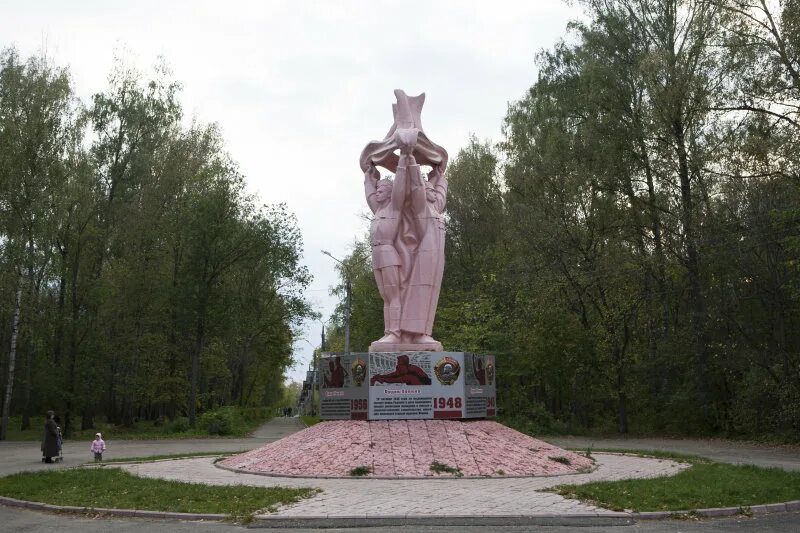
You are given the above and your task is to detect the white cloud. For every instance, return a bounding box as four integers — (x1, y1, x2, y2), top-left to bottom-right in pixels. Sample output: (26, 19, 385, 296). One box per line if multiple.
(0, 0, 583, 382)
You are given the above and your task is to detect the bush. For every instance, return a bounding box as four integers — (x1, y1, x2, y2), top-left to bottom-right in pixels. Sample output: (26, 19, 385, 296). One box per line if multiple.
(199, 407, 237, 436)
(162, 417, 190, 434)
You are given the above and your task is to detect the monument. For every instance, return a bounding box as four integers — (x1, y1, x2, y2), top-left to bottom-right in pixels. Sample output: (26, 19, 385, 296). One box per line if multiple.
(219, 91, 594, 479)
(360, 89, 448, 352)
(318, 90, 496, 421)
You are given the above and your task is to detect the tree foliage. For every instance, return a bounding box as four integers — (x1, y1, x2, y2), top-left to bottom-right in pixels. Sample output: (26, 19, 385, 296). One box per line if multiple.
(0, 50, 313, 437)
(326, 0, 800, 439)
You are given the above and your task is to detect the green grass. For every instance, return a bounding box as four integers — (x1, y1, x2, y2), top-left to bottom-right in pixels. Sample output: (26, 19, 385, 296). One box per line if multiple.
(348, 466, 372, 476)
(0, 468, 316, 519)
(554, 451, 800, 512)
(429, 460, 463, 477)
(301, 415, 320, 427)
(573, 448, 699, 461)
(87, 451, 242, 464)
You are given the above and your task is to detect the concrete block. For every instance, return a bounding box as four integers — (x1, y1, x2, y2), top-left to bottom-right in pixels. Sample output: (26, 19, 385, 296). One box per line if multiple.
(694, 507, 740, 518)
(763, 503, 787, 513)
(784, 500, 800, 512)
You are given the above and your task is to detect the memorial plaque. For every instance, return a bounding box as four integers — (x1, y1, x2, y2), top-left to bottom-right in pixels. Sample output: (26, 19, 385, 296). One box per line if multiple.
(319, 354, 369, 420)
(464, 354, 497, 417)
(320, 352, 496, 421)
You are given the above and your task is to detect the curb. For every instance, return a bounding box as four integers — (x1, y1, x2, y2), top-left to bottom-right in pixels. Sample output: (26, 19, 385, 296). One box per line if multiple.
(0, 495, 226, 521)
(2, 493, 798, 525)
(633, 500, 800, 520)
(249, 514, 635, 528)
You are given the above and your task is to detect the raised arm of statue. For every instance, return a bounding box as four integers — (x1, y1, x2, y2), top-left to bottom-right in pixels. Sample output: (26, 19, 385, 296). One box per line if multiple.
(409, 164, 426, 214)
(392, 154, 415, 211)
(428, 165, 448, 213)
(364, 165, 380, 213)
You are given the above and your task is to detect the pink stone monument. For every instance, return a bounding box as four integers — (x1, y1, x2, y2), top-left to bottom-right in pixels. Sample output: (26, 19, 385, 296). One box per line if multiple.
(361, 90, 448, 352)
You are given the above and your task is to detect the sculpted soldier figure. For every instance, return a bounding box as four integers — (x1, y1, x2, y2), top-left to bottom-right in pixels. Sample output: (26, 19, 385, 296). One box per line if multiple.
(360, 90, 448, 351)
(364, 154, 410, 345)
(400, 162, 446, 343)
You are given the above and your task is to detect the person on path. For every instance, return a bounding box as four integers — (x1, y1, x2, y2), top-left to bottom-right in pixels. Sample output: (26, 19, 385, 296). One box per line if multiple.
(41, 411, 59, 463)
(90, 432, 106, 462)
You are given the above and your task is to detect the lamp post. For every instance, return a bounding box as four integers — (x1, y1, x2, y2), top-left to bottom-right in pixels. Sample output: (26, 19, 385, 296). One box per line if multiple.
(315, 320, 325, 416)
(321, 250, 351, 355)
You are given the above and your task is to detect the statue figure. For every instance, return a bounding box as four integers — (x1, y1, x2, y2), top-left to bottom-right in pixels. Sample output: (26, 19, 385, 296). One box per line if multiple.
(364, 158, 408, 346)
(360, 90, 448, 352)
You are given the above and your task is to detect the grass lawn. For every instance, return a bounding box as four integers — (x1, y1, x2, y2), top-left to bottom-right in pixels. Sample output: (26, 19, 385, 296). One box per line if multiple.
(88, 451, 242, 464)
(301, 415, 320, 427)
(554, 450, 800, 512)
(0, 468, 316, 519)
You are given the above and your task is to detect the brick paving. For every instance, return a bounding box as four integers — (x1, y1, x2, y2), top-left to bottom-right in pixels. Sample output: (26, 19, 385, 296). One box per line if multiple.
(218, 420, 593, 478)
(119, 452, 687, 517)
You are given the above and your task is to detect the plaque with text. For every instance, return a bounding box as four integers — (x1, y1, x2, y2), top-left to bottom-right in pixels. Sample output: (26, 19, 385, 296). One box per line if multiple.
(320, 352, 496, 421)
(319, 354, 369, 420)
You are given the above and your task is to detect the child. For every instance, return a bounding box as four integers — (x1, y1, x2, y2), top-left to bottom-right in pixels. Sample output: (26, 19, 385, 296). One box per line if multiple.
(90, 432, 106, 462)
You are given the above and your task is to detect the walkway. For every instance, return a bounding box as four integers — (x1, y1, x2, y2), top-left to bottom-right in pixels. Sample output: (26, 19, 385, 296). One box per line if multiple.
(545, 436, 800, 471)
(120, 453, 687, 518)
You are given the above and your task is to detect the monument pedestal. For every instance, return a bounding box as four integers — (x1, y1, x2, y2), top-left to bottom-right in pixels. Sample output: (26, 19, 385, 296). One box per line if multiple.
(319, 351, 496, 421)
(368, 341, 443, 352)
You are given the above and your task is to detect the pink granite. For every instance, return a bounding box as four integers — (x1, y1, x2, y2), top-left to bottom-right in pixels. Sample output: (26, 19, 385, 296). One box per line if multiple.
(218, 420, 594, 478)
(362, 90, 449, 352)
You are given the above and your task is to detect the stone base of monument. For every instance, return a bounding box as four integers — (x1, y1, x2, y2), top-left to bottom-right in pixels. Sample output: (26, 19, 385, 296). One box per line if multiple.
(218, 352, 593, 479)
(369, 340, 443, 352)
(217, 420, 594, 478)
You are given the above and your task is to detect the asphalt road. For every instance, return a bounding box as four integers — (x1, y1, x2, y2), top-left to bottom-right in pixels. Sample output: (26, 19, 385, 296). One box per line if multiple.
(0, 506, 798, 532)
(543, 436, 800, 471)
(0, 417, 304, 477)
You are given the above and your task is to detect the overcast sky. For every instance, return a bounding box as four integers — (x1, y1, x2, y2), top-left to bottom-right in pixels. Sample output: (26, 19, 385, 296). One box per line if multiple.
(1, 0, 583, 383)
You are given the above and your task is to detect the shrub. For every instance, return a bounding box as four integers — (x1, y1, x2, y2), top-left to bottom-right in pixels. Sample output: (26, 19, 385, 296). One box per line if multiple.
(199, 407, 238, 435)
(162, 417, 190, 434)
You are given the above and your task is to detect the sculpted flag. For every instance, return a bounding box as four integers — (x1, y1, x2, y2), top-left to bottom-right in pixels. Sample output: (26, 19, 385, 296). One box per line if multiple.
(360, 90, 448, 352)
(359, 91, 448, 173)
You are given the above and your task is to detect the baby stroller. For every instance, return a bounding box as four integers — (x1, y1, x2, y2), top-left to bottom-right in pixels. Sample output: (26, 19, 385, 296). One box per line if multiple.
(54, 426, 63, 462)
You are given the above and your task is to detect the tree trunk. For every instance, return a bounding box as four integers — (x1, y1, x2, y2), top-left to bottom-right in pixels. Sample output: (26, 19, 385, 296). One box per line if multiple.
(674, 118, 709, 414)
(20, 341, 31, 431)
(64, 243, 82, 437)
(53, 245, 68, 366)
(188, 306, 206, 429)
(0, 283, 23, 441)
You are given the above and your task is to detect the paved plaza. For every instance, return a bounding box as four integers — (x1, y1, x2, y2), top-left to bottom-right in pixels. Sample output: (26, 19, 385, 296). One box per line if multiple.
(120, 452, 687, 518)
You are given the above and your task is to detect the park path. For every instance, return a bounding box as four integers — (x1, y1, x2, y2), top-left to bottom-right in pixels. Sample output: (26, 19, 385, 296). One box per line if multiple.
(121, 453, 688, 517)
(0, 415, 304, 477)
(544, 436, 800, 472)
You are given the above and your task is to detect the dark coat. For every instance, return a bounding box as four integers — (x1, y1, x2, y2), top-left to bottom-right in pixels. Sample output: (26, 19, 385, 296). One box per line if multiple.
(42, 418, 59, 457)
